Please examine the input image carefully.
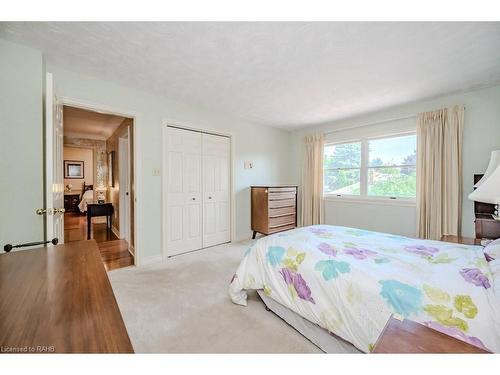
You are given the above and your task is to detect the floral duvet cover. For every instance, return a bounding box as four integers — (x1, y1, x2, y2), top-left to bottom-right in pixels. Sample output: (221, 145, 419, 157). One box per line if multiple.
(229, 225, 500, 352)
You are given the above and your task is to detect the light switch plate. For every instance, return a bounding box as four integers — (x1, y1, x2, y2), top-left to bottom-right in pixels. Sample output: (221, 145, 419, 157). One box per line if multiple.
(152, 168, 161, 176)
(244, 161, 254, 170)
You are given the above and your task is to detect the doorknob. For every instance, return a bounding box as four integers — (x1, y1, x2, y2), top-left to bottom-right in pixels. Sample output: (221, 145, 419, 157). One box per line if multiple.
(36, 208, 47, 215)
(53, 208, 66, 214)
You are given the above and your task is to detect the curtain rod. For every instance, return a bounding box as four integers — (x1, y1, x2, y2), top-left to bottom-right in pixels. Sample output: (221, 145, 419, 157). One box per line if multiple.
(324, 114, 416, 135)
(324, 106, 465, 135)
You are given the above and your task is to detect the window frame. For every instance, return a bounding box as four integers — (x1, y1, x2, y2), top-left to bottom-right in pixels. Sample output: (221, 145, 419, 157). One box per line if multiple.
(323, 131, 417, 205)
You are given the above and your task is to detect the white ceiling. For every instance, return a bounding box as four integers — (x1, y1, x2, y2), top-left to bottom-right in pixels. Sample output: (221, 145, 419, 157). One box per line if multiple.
(1, 22, 500, 129)
(63, 106, 125, 140)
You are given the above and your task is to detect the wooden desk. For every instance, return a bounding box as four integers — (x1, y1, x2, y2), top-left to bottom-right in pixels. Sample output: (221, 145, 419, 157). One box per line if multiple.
(87, 203, 114, 240)
(0, 240, 133, 353)
(373, 317, 489, 353)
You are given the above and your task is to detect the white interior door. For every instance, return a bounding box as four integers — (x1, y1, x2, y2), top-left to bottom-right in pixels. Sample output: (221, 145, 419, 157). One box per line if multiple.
(119, 134, 130, 243)
(166, 127, 202, 256)
(202, 133, 231, 248)
(45, 72, 65, 244)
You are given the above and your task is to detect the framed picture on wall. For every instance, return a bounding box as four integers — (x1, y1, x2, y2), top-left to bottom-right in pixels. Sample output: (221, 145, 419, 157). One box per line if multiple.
(108, 151, 115, 187)
(64, 160, 84, 179)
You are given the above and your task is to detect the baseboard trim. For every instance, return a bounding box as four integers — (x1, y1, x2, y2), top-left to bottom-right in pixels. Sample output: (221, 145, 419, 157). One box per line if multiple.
(111, 225, 120, 239)
(139, 254, 163, 266)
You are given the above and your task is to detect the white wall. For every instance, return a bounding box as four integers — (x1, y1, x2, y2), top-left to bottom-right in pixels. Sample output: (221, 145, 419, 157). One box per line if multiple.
(0, 39, 44, 248)
(291, 84, 500, 238)
(49, 66, 292, 263)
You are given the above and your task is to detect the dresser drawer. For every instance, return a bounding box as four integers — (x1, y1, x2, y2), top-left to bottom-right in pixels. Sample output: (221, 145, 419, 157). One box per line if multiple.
(268, 187, 297, 193)
(269, 206, 295, 217)
(268, 192, 296, 201)
(268, 224, 296, 234)
(269, 214, 296, 228)
(269, 198, 295, 209)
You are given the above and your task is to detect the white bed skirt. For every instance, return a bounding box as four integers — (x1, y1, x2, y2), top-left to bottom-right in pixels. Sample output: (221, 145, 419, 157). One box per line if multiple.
(257, 290, 361, 354)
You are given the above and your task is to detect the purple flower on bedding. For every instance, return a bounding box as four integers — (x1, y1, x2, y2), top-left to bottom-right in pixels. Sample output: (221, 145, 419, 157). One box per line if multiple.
(459, 268, 491, 289)
(343, 247, 377, 260)
(484, 252, 495, 262)
(280, 267, 295, 285)
(317, 242, 337, 256)
(310, 227, 327, 234)
(293, 273, 315, 304)
(423, 321, 489, 351)
(279, 268, 315, 304)
(404, 245, 439, 257)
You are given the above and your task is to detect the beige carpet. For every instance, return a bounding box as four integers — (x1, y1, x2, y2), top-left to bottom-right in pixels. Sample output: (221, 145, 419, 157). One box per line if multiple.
(108, 241, 321, 353)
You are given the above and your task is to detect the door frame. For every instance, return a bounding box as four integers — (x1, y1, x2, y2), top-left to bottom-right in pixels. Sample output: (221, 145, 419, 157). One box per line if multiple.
(118, 132, 131, 244)
(161, 120, 235, 261)
(58, 96, 142, 266)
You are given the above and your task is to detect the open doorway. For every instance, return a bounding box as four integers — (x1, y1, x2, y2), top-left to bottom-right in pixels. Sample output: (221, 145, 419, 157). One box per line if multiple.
(61, 105, 135, 270)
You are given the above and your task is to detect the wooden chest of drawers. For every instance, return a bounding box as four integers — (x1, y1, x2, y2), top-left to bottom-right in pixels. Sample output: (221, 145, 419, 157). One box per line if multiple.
(251, 186, 298, 239)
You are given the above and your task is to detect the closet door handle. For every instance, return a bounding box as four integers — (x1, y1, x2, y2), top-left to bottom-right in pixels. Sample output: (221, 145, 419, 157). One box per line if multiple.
(208, 196, 212, 200)
(191, 197, 196, 201)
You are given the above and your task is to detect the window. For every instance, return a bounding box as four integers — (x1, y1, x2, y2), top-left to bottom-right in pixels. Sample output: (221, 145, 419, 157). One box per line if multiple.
(323, 142, 361, 195)
(367, 135, 416, 198)
(323, 133, 416, 200)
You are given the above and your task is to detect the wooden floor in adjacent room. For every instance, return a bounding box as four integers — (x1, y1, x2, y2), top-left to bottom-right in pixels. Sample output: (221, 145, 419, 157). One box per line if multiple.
(64, 212, 134, 271)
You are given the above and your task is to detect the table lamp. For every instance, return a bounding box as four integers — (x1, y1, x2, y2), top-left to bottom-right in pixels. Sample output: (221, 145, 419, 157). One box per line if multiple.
(468, 150, 500, 221)
(96, 185, 107, 204)
(473, 150, 500, 188)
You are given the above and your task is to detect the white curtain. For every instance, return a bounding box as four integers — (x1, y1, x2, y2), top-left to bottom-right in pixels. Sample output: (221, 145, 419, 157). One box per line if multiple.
(300, 134, 325, 226)
(417, 105, 464, 240)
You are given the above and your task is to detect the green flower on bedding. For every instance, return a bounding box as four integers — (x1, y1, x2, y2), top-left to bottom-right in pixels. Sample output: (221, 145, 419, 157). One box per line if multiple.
(424, 304, 469, 332)
(314, 260, 350, 280)
(283, 258, 298, 272)
(423, 284, 450, 304)
(425, 253, 457, 264)
(280, 249, 306, 272)
(320, 308, 343, 332)
(471, 257, 488, 268)
(374, 258, 390, 264)
(263, 285, 272, 297)
(454, 295, 478, 319)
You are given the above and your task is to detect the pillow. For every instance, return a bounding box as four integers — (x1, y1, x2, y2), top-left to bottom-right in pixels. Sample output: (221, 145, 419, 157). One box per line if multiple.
(484, 238, 500, 261)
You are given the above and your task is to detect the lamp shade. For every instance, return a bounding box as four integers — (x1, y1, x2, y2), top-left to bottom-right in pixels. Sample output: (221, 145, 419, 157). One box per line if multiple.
(468, 164, 500, 204)
(474, 150, 500, 187)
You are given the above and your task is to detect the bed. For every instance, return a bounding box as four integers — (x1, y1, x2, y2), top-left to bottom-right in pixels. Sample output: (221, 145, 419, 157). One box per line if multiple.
(229, 225, 500, 353)
(78, 183, 94, 213)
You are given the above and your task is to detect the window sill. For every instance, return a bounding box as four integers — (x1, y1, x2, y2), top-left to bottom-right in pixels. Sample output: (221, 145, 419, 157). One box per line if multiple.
(324, 195, 416, 207)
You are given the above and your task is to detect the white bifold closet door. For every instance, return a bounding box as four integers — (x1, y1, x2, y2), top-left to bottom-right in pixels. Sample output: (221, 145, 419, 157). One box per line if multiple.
(166, 127, 203, 255)
(166, 127, 230, 256)
(202, 133, 231, 248)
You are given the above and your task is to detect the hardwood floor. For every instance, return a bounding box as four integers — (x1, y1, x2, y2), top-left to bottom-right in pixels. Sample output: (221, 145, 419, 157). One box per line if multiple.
(64, 212, 134, 271)
(99, 240, 135, 271)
